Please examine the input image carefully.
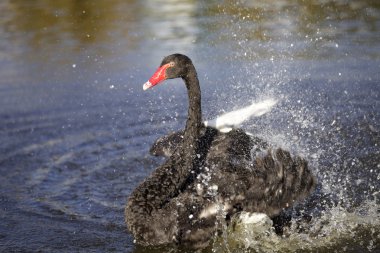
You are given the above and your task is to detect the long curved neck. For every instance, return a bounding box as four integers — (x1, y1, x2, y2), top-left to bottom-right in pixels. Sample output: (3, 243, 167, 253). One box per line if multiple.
(181, 64, 202, 158)
(126, 64, 202, 216)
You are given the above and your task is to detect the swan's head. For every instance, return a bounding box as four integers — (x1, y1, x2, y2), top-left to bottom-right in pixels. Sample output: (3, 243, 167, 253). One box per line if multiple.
(143, 54, 193, 90)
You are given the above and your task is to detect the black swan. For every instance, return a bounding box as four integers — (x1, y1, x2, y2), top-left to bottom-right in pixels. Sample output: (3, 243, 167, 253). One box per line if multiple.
(125, 54, 316, 249)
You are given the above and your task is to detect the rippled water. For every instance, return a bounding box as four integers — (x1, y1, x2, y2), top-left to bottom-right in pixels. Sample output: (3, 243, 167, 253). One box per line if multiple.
(0, 0, 379, 252)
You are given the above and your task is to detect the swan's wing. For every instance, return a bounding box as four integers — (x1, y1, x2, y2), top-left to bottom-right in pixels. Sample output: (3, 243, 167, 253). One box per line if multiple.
(204, 130, 316, 218)
(149, 130, 184, 157)
(203, 129, 269, 173)
(204, 99, 277, 133)
(193, 129, 316, 219)
(242, 148, 316, 217)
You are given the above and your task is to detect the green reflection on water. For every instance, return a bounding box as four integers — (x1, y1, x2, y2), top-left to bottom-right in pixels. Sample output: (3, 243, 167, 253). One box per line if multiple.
(1, 0, 379, 59)
(0, 0, 379, 83)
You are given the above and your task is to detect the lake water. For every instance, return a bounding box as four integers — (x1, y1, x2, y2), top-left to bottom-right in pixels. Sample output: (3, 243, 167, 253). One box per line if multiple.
(0, 0, 379, 252)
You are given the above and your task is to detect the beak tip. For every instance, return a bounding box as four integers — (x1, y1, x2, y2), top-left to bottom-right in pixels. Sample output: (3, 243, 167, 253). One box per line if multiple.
(143, 81, 152, 91)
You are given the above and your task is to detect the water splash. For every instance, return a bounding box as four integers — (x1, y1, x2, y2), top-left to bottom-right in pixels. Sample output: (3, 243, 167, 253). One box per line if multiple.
(218, 199, 379, 252)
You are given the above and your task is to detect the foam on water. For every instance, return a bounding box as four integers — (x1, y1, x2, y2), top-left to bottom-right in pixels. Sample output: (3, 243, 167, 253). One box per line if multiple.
(213, 199, 378, 252)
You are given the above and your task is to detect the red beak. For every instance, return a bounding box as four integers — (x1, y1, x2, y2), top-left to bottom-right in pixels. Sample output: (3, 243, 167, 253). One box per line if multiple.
(143, 63, 171, 90)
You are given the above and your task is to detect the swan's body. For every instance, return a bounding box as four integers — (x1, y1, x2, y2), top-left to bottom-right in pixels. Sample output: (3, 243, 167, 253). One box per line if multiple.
(125, 54, 316, 249)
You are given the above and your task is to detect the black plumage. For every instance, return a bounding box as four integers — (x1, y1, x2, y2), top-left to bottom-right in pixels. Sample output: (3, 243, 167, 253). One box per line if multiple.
(125, 54, 316, 249)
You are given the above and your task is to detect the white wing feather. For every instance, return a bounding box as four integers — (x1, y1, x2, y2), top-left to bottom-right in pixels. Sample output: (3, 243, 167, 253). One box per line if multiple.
(203, 98, 278, 133)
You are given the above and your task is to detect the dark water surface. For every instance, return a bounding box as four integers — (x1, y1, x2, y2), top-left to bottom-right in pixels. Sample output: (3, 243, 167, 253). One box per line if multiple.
(0, 0, 379, 252)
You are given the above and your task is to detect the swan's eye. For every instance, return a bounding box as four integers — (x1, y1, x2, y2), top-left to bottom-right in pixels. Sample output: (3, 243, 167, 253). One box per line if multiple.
(169, 62, 175, 67)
